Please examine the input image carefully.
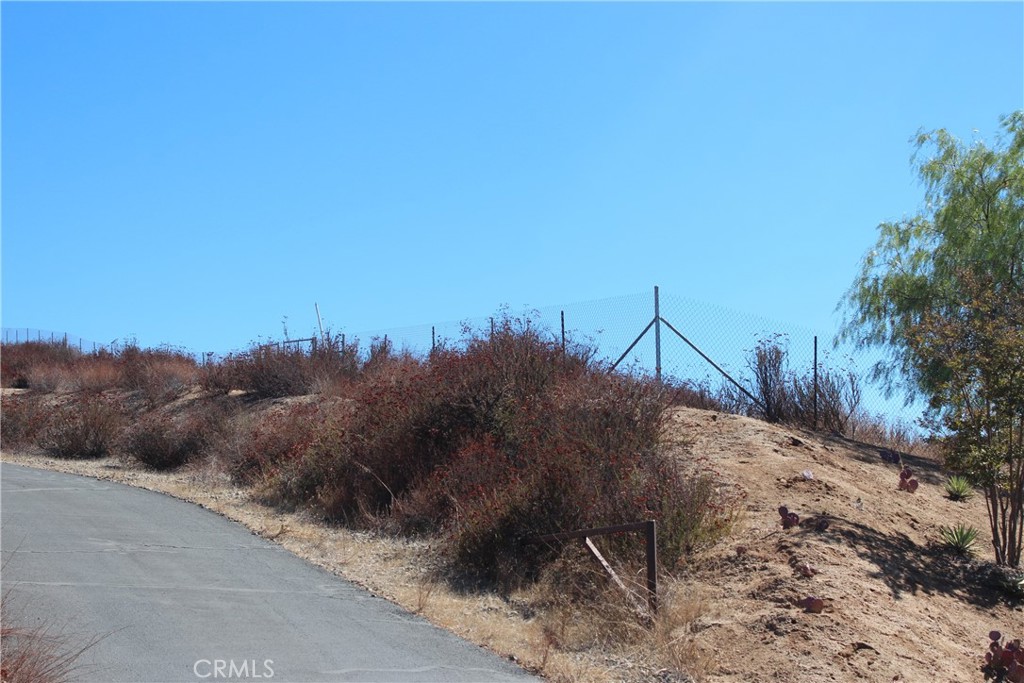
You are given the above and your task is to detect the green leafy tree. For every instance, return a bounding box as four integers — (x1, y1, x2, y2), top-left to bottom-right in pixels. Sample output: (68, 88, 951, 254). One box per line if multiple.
(839, 112, 1024, 567)
(908, 273, 1023, 566)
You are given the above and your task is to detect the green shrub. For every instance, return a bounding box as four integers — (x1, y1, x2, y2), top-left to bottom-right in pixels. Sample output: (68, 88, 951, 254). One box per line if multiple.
(943, 474, 975, 501)
(938, 523, 979, 556)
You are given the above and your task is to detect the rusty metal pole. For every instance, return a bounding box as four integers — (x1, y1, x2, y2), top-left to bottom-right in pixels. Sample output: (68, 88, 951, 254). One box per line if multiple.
(654, 286, 662, 382)
(561, 311, 566, 354)
(813, 336, 819, 430)
(645, 520, 658, 614)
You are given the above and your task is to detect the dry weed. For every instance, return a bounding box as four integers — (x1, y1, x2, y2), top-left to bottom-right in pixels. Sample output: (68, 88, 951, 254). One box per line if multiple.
(648, 582, 712, 682)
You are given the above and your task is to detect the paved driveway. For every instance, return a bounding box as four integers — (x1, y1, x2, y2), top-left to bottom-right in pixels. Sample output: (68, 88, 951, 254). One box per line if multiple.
(1, 463, 534, 682)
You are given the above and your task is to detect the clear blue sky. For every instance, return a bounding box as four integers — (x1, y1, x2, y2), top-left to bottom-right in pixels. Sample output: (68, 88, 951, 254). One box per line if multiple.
(2, 1, 1022, 356)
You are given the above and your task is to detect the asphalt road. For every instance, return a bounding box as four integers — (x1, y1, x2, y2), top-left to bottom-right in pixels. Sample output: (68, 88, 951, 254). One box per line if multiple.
(0, 463, 534, 683)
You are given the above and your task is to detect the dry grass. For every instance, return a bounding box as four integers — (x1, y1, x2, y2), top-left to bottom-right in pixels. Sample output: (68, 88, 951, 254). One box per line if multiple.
(2, 330, 968, 682)
(1, 550, 104, 683)
(0, 619, 102, 683)
(0, 448, 719, 682)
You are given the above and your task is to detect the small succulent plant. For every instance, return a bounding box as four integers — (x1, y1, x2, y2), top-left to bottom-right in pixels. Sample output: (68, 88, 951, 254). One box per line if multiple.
(898, 466, 919, 493)
(981, 630, 1024, 682)
(779, 506, 800, 529)
(943, 474, 974, 501)
(938, 523, 979, 556)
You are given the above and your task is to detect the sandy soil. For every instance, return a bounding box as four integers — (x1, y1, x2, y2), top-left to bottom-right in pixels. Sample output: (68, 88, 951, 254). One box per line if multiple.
(666, 408, 1022, 683)
(3, 396, 1021, 682)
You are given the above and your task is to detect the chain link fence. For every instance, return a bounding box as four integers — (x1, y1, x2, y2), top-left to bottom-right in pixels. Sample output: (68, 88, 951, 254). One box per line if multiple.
(1, 328, 116, 354)
(3, 287, 926, 434)
(341, 288, 925, 435)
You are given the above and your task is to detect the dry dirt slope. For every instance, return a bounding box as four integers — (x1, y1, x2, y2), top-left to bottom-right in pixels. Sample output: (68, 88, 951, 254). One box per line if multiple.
(2, 393, 1021, 682)
(667, 406, 1022, 683)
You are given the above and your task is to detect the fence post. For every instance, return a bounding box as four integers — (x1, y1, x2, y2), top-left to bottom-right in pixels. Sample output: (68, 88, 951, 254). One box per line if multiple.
(645, 520, 658, 613)
(654, 286, 662, 382)
(560, 311, 566, 354)
(813, 336, 819, 430)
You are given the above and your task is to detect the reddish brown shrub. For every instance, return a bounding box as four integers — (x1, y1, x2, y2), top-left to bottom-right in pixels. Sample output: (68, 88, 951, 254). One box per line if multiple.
(120, 412, 209, 470)
(204, 334, 360, 399)
(0, 394, 48, 448)
(258, 315, 737, 587)
(38, 394, 123, 459)
(1, 342, 79, 389)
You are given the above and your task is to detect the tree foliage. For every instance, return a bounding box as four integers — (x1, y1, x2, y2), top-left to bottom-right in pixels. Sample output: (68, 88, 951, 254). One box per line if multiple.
(839, 112, 1024, 567)
(839, 111, 1024, 396)
(909, 273, 1023, 566)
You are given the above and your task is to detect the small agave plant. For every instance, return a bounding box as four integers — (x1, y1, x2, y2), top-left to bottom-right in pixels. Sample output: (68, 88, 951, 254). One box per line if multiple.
(938, 523, 979, 556)
(944, 474, 974, 501)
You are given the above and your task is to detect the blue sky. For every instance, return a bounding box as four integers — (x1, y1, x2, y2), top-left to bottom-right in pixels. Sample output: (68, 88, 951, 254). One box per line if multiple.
(2, 1, 1022, 359)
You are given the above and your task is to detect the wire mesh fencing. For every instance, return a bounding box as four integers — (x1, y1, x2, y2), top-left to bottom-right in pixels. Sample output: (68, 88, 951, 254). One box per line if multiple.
(1, 328, 115, 354)
(341, 287, 926, 437)
(3, 287, 927, 437)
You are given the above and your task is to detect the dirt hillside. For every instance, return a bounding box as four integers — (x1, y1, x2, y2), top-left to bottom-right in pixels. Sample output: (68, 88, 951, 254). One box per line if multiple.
(2, 394, 1021, 682)
(667, 406, 1022, 683)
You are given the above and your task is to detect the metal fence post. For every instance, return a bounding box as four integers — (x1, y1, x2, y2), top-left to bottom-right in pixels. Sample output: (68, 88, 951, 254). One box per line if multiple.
(560, 311, 566, 354)
(645, 520, 658, 614)
(654, 286, 662, 382)
(813, 336, 819, 430)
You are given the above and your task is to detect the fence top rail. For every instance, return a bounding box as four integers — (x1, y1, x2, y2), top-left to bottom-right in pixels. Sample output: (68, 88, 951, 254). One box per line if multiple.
(526, 521, 653, 544)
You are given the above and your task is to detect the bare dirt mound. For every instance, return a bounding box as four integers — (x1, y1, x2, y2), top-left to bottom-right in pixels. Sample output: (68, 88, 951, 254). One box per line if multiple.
(667, 406, 1022, 683)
